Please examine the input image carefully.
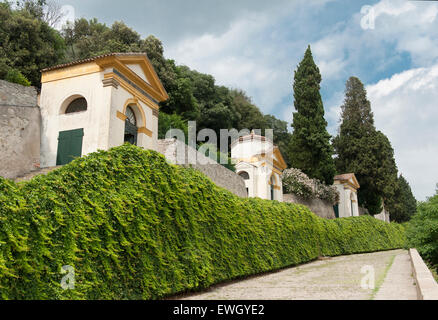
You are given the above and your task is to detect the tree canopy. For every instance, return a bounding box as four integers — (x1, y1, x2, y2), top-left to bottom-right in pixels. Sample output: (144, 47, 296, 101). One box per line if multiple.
(0, 1, 65, 86)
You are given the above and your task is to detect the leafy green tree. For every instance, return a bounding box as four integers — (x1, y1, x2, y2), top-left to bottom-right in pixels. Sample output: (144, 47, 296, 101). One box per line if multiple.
(141, 35, 177, 91)
(62, 18, 140, 60)
(372, 131, 399, 214)
(333, 76, 398, 214)
(14, 0, 46, 20)
(158, 112, 188, 140)
(15, 0, 65, 27)
(0, 1, 65, 86)
(288, 46, 335, 184)
(161, 70, 199, 121)
(141, 39, 200, 121)
(231, 90, 266, 131)
(5, 68, 31, 86)
(407, 186, 438, 268)
(199, 102, 237, 133)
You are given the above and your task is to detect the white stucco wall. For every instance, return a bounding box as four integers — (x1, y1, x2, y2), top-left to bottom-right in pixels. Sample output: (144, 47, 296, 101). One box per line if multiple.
(334, 183, 359, 218)
(231, 138, 273, 160)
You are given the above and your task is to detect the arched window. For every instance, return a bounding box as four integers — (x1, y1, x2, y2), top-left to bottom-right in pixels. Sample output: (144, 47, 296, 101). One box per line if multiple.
(65, 97, 87, 113)
(238, 171, 250, 180)
(125, 106, 137, 126)
(124, 106, 138, 145)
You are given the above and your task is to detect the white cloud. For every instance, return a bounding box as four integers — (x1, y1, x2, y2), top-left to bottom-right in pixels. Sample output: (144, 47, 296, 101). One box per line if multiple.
(367, 64, 438, 200)
(166, 0, 331, 119)
(311, 0, 438, 82)
(167, 11, 290, 115)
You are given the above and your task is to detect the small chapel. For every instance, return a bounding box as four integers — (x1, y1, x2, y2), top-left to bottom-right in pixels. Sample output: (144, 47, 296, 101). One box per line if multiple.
(231, 131, 287, 201)
(333, 173, 360, 218)
(38, 53, 168, 167)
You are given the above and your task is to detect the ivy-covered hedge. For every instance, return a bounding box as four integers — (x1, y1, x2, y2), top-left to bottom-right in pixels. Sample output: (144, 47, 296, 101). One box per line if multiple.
(0, 144, 405, 299)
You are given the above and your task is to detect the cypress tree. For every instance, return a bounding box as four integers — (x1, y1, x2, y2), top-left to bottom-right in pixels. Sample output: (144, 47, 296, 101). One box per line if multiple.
(288, 46, 335, 185)
(333, 77, 398, 215)
(390, 175, 417, 222)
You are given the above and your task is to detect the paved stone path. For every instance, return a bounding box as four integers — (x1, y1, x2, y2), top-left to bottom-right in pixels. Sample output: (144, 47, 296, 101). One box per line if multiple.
(374, 250, 417, 300)
(177, 249, 417, 300)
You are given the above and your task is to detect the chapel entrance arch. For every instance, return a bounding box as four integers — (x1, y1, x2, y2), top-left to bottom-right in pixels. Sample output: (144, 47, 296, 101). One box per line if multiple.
(124, 105, 138, 145)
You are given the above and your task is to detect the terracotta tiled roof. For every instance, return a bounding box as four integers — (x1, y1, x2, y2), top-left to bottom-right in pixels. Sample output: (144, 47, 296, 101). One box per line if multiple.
(231, 132, 274, 147)
(41, 52, 149, 72)
(334, 173, 355, 181)
(334, 173, 360, 189)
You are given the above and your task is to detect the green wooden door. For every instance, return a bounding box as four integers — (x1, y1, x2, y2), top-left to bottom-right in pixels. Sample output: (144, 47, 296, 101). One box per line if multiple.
(333, 204, 339, 218)
(56, 128, 84, 165)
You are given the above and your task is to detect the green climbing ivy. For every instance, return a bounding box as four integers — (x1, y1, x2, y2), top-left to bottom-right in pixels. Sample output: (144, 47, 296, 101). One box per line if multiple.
(0, 144, 405, 299)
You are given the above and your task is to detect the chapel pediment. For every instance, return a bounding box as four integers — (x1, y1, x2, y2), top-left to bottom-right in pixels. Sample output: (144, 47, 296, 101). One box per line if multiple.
(334, 173, 360, 190)
(41, 53, 169, 104)
(126, 64, 151, 85)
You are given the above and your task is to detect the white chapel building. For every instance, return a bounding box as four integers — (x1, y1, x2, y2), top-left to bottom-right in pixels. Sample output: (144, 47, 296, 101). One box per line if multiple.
(231, 131, 287, 201)
(38, 53, 168, 167)
(333, 173, 360, 218)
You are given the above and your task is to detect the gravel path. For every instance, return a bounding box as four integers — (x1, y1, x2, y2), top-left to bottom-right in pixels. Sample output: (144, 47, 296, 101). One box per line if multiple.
(176, 249, 417, 300)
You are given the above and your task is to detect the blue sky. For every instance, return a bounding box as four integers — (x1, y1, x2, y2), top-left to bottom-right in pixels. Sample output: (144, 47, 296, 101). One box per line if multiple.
(57, 0, 438, 201)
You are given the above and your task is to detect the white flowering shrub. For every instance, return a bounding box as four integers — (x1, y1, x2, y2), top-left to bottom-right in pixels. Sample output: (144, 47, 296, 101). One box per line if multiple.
(281, 168, 313, 198)
(282, 168, 340, 204)
(313, 180, 340, 204)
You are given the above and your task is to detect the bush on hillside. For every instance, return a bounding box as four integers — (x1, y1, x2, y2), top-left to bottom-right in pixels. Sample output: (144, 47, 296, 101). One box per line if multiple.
(0, 144, 405, 299)
(406, 187, 438, 268)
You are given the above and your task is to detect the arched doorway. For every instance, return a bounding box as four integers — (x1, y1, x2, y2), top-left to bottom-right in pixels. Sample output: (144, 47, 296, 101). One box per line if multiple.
(238, 171, 250, 197)
(56, 96, 87, 165)
(124, 106, 138, 145)
(238, 171, 250, 180)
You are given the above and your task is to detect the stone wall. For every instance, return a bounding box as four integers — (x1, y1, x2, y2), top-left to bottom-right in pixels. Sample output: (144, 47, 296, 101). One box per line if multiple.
(359, 206, 369, 216)
(0, 80, 40, 179)
(283, 193, 336, 219)
(156, 138, 247, 198)
(374, 210, 390, 223)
